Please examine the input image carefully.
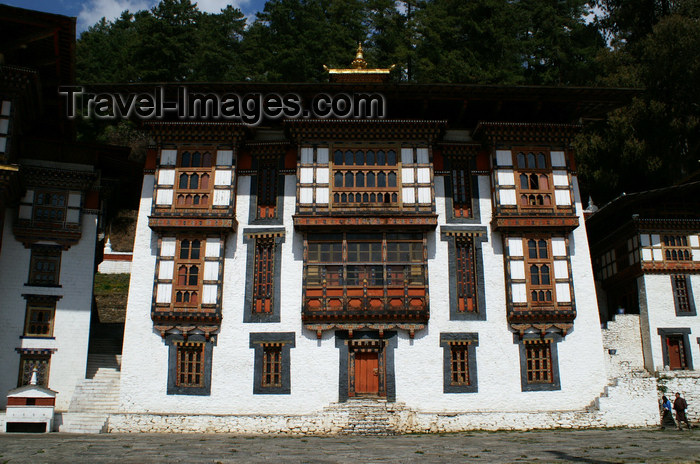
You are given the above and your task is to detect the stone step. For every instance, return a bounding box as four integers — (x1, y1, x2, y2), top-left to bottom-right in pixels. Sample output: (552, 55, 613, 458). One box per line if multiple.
(59, 413, 109, 433)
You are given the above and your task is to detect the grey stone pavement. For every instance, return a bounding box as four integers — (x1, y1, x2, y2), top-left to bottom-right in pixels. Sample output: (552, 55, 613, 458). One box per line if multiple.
(1, 428, 700, 463)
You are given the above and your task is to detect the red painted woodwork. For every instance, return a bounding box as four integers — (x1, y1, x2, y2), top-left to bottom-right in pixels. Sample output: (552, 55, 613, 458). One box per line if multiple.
(7, 397, 55, 406)
(476, 151, 490, 171)
(354, 352, 379, 394)
(667, 336, 685, 370)
(238, 151, 252, 170)
(284, 149, 297, 169)
(145, 147, 157, 171)
(85, 190, 100, 209)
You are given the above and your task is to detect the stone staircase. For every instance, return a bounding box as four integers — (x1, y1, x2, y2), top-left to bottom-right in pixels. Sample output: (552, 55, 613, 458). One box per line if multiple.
(59, 341, 122, 433)
(324, 398, 406, 435)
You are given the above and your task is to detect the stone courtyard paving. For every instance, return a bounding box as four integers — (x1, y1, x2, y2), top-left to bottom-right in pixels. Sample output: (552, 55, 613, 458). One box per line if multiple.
(0, 428, 699, 463)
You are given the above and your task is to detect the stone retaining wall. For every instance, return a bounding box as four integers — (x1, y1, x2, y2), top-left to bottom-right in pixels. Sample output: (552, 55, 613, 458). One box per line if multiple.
(657, 372, 700, 422)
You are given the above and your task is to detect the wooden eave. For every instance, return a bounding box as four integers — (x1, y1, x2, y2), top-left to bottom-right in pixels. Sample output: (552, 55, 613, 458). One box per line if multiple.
(148, 214, 237, 233)
(491, 214, 580, 233)
(84, 83, 639, 126)
(293, 214, 438, 230)
(474, 122, 582, 147)
(285, 119, 446, 142)
(144, 121, 248, 144)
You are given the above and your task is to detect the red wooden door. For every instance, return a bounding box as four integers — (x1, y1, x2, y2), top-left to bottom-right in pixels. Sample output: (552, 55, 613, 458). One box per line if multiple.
(667, 336, 684, 370)
(355, 352, 379, 394)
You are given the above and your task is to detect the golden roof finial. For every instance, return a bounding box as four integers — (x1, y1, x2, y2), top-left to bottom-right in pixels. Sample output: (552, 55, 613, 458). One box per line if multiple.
(324, 42, 392, 82)
(351, 42, 367, 69)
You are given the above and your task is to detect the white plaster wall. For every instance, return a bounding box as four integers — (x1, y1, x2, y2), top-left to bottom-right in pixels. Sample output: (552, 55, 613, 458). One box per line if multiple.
(119, 174, 340, 414)
(0, 211, 97, 410)
(392, 175, 607, 413)
(97, 259, 132, 274)
(119, 170, 608, 418)
(640, 274, 700, 372)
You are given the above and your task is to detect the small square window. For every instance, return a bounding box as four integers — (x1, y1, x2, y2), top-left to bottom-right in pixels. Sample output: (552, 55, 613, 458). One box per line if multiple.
(440, 333, 478, 393)
(28, 246, 61, 285)
(250, 333, 295, 394)
(24, 304, 55, 337)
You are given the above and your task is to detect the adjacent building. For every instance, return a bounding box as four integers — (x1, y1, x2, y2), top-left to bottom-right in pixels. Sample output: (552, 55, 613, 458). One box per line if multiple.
(587, 181, 700, 373)
(0, 5, 131, 418)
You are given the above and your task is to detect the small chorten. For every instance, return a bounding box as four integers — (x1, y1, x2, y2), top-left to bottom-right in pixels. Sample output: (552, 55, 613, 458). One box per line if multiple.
(324, 43, 394, 83)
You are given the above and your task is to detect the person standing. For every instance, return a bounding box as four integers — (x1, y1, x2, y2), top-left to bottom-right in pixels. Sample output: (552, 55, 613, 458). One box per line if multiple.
(661, 396, 675, 429)
(673, 392, 692, 430)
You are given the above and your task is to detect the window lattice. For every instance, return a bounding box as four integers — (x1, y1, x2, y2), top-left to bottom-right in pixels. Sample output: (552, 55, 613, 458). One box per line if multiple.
(515, 151, 552, 207)
(19, 355, 50, 387)
(175, 151, 213, 208)
(24, 306, 54, 337)
(455, 238, 476, 312)
(29, 247, 61, 285)
(257, 157, 278, 219)
(450, 344, 470, 386)
(174, 239, 202, 307)
(34, 191, 66, 222)
(663, 235, 691, 261)
(450, 158, 472, 218)
(332, 149, 399, 206)
(525, 341, 552, 383)
(526, 239, 553, 303)
(176, 342, 204, 387)
(262, 344, 282, 387)
(253, 238, 275, 313)
(673, 275, 692, 313)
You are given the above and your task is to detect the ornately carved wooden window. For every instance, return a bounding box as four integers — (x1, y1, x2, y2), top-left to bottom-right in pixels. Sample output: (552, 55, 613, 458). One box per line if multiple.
(253, 237, 275, 313)
(450, 158, 472, 218)
(306, 233, 425, 287)
(525, 340, 553, 384)
(262, 343, 282, 387)
(450, 343, 470, 386)
(256, 156, 278, 219)
(174, 238, 202, 307)
(663, 235, 691, 261)
(455, 237, 477, 312)
(525, 239, 553, 303)
(176, 341, 205, 388)
(33, 191, 67, 223)
(514, 151, 553, 208)
(332, 148, 399, 206)
(175, 151, 213, 208)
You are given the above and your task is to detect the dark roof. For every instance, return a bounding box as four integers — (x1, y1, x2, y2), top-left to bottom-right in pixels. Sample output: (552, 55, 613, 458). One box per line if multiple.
(586, 181, 700, 240)
(83, 82, 638, 128)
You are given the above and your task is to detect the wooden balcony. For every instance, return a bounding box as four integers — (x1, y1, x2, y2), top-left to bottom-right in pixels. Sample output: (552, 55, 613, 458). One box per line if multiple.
(148, 209, 236, 232)
(302, 279, 429, 338)
(507, 303, 576, 335)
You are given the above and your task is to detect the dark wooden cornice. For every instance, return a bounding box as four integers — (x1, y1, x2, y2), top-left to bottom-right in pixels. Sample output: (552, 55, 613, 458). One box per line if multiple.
(145, 122, 248, 144)
(474, 122, 581, 147)
(285, 119, 447, 142)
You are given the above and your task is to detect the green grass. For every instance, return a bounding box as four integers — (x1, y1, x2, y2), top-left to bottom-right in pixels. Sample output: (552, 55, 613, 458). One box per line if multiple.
(94, 273, 130, 294)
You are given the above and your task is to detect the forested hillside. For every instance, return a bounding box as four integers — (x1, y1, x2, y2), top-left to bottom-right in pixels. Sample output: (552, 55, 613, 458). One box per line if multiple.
(76, 0, 700, 203)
